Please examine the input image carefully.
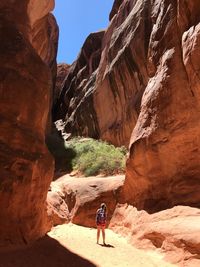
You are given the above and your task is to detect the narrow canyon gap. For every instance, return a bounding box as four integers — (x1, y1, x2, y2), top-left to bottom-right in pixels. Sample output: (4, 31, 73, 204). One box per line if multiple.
(54, 0, 200, 212)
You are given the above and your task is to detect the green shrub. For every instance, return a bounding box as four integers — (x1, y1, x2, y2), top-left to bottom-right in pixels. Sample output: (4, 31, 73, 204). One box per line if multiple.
(64, 138, 127, 176)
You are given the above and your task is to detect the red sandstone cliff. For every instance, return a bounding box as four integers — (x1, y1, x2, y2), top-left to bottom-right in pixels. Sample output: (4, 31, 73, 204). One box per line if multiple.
(0, 0, 58, 249)
(123, 0, 200, 212)
(54, 0, 200, 211)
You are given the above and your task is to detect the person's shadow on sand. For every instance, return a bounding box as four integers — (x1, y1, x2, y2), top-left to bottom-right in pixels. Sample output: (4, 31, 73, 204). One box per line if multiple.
(99, 243, 115, 248)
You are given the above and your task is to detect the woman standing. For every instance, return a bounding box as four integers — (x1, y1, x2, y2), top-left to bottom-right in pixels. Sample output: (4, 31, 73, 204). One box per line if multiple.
(96, 203, 107, 245)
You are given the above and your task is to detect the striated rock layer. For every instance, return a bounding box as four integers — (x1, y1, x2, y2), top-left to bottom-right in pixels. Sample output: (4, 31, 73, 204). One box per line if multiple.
(55, 0, 200, 211)
(0, 0, 58, 249)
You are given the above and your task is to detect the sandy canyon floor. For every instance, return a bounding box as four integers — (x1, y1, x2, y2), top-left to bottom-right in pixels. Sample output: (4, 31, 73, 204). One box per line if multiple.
(0, 223, 175, 267)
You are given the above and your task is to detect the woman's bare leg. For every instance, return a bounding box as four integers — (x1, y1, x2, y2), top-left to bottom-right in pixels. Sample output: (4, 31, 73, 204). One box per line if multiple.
(97, 226, 100, 244)
(102, 226, 106, 244)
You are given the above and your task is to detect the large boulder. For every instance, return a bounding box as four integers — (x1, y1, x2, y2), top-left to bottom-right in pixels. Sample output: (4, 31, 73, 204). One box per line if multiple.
(110, 204, 200, 267)
(47, 174, 125, 227)
(0, 0, 58, 249)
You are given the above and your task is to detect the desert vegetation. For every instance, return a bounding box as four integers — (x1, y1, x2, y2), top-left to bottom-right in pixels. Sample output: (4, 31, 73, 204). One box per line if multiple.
(65, 137, 127, 176)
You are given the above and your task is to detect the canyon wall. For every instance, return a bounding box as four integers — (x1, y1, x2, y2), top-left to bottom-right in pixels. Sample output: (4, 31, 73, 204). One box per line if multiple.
(0, 0, 58, 249)
(123, 0, 200, 212)
(54, 0, 200, 211)
(54, 30, 105, 138)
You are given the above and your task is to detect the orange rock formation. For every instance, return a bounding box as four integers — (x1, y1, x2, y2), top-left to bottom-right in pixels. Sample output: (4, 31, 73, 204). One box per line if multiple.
(47, 174, 125, 227)
(0, 0, 58, 249)
(110, 204, 200, 266)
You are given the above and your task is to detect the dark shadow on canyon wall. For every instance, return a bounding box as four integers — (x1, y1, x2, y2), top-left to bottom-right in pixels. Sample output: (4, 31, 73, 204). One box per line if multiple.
(0, 235, 96, 267)
(46, 127, 76, 179)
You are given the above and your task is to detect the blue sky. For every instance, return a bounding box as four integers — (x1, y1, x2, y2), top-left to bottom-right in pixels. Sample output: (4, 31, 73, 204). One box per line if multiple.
(53, 1, 114, 64)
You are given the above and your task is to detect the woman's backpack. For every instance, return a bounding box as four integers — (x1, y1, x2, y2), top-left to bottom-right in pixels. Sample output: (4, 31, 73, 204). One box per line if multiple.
(96, 208, 106, 224)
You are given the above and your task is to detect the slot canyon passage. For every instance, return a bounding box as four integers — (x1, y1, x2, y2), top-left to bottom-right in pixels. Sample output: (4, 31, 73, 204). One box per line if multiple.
(0, 0, 200, 266)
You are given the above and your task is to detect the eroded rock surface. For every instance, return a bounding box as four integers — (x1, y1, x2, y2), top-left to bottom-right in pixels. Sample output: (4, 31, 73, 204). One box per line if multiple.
(122, 0, 200, 212)
(110, 205, 200, 267)
(0, 0, 57, 249)
(47, 174, 125, 227)
(47, 190, 70, 227)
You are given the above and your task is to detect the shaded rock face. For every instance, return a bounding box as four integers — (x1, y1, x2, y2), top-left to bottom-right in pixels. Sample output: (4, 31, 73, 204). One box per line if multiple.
(54, 63, 70, 105)
(110, 205, 200, 267)
(109, 0, 123, 20)
(54, 0, 200, 211)
(45, 125, 76, 179)
(54, 31, 105, 138)
(0, 0, 57, 249)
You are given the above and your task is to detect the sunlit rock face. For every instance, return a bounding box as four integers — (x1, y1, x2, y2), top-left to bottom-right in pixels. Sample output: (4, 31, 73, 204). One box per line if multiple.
(0, 0, 57, 249)
(122, 0, 200, 212)
(55, 0, 200, 211)
(110, 204, 200, 266)
(31, 12, 58, 85)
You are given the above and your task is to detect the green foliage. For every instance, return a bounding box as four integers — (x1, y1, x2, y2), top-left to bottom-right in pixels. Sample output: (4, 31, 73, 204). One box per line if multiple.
(64, 138, 127, 177)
